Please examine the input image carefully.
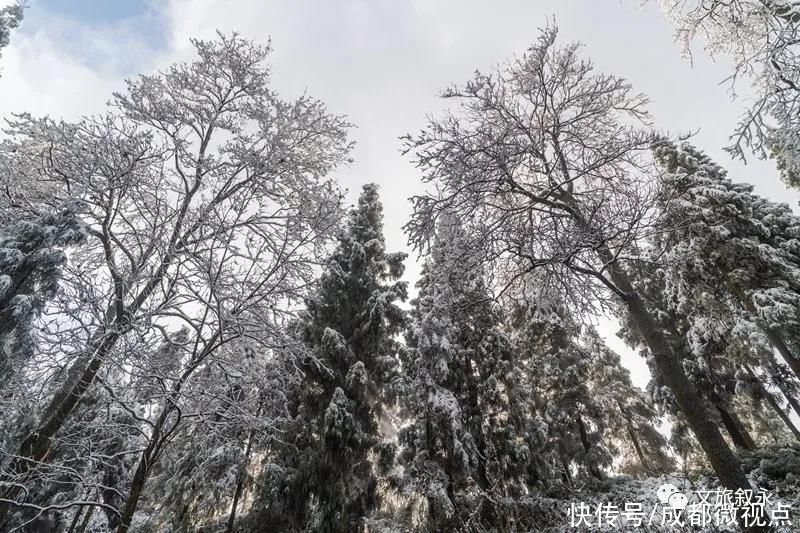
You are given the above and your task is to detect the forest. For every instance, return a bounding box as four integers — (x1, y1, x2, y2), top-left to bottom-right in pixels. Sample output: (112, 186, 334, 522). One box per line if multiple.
(1, 0, 800, 531)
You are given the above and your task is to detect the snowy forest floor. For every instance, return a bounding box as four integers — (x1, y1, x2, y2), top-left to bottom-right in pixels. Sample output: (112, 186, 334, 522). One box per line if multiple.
(519, 445, 800, 532)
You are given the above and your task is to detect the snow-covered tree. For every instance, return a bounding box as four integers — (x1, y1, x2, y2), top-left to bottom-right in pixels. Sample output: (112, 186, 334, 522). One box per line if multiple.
(511, 305, 612, 484)
(510, 302, 672, 484)
(0, 202, 85, 388)
(0, 2, 22, 70)
(403, 24, 758, 514)
(579, 328, 675, 478)
(127, 337, 292, 533)
(397, 216, 543, 531)
(0, 33, 351, 527)
(656, 0, 800, 187)
(254, 183, 407, 533)
(611, 141, 800, 470)
(617, 253, 761, 451)
(652, 141, 800, 380)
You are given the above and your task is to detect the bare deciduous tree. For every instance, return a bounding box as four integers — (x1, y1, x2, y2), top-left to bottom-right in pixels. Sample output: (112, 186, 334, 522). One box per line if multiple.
(403, 25, 765, 531)
(658, 0, 800, 187)
(0, 32, 352, 527)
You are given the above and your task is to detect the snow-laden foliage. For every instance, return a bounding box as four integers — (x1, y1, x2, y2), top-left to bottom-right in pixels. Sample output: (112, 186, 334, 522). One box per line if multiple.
(249, 183, 407, 533)
(0, 202, 86, 388)
(395, 216, 544, 531)
(0, 32, 351, 531)
(652, 142, 800, 350)
(4, 11, 800, 533)
(657, 0, 800, 188)
(649, 142, 800, 391)
(0, 2, 21, 69)
(512, 306, 613, 484)
(609, 142, 800, 483)
(403, 23, 755, 503)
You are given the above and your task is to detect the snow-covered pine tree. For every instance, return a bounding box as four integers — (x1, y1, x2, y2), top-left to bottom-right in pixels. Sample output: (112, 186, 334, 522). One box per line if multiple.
(511, 305, 614, 485)
(617, 250, 766, 455)
(398, 216, 544, 531)
(135, 337, 287, 533)
(403, 27, 759, 510)
(652, 141, 800, 378)
(615, 142, 800, 455)
(255, 183, 406, 533)
(579, 328, 675, 478)
(656, 0, 800, 188)
(0, 2, 22, 70)
(0, 202, 85, 387)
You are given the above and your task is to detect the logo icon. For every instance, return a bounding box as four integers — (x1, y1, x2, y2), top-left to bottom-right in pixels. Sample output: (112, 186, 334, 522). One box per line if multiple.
(668, 491, 688, 510)
(656, 483, 688, 509)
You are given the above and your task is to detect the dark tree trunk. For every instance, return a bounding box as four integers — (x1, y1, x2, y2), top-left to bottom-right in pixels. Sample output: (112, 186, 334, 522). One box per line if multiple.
(463, 351, 496, 525)
(604, 259, 767, 532)
(768, 363, 800, 420)
(76, 506, 94, 533)
(0, 329, 122, 524)
(227, 420, 259, 533)
(745, 365, 800, 442)
(0, 215, 196, 524)
(737, 290, 800, 380)
(710, 393, 756, 451)
(66, 506, 84, 533)
(617, 400, 651, 475)
(559, 455, 572, 486)
(778, 381, 800, 421)
(575, 414, 603, 480)
(765, 390, 800, 442)
(117, 402, 173, 533)
(117, 448, 154, 533)
(767, 329, 800, 380)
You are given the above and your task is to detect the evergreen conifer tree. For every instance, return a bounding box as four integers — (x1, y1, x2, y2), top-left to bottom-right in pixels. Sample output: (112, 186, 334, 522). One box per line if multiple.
(257, 183, 406, 532)
(652, 141, 800, 377)
(398, 217, 544, 531)
(512, 306, 612, 484)
(0, 202, 85, 387)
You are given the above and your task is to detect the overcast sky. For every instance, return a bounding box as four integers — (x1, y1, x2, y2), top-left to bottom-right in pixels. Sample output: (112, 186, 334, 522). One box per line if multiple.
(2, 0, 798, 386)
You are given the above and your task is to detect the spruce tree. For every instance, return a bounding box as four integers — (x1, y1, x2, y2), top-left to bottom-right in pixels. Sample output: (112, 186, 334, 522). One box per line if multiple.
(512, 306, 614, 485)
(618, 251, 767, 456)
(652, 141, 800, 378)
(398, 217, 544, 531)
(580, 328, 675, 477)
(0, 202, 85, 387)
(617, 142, 800, 455)
(257, 183, 406, 532)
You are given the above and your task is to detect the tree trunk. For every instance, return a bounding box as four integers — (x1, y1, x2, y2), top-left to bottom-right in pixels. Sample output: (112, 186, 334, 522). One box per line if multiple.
(0, 329, 122, 523)
(778, 381, 800, 421)
(227, 410, 261, 533)
(712, 395, 757, 451)
(625, 420, 651, 475)
(745, 365, 800, 442)
(766, 329, 800, 380)
(66, 506, 84, 533)
(463, 352, 496, 524)
(575, 414, 603, 480)
(559, 455, 572, 486)
(617, 400, 651, 476)
(604, 259, 767, 532)
(117, 449, 153, 533)
(0, 201, 200, 524)
(555, 173, 765, 531)
(768, 364, 800, 420)
(764, 389, 800, 442)
(76, 506, 94, 533)
(737, 291, 800, 380)
(117, 402, 173, 533)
